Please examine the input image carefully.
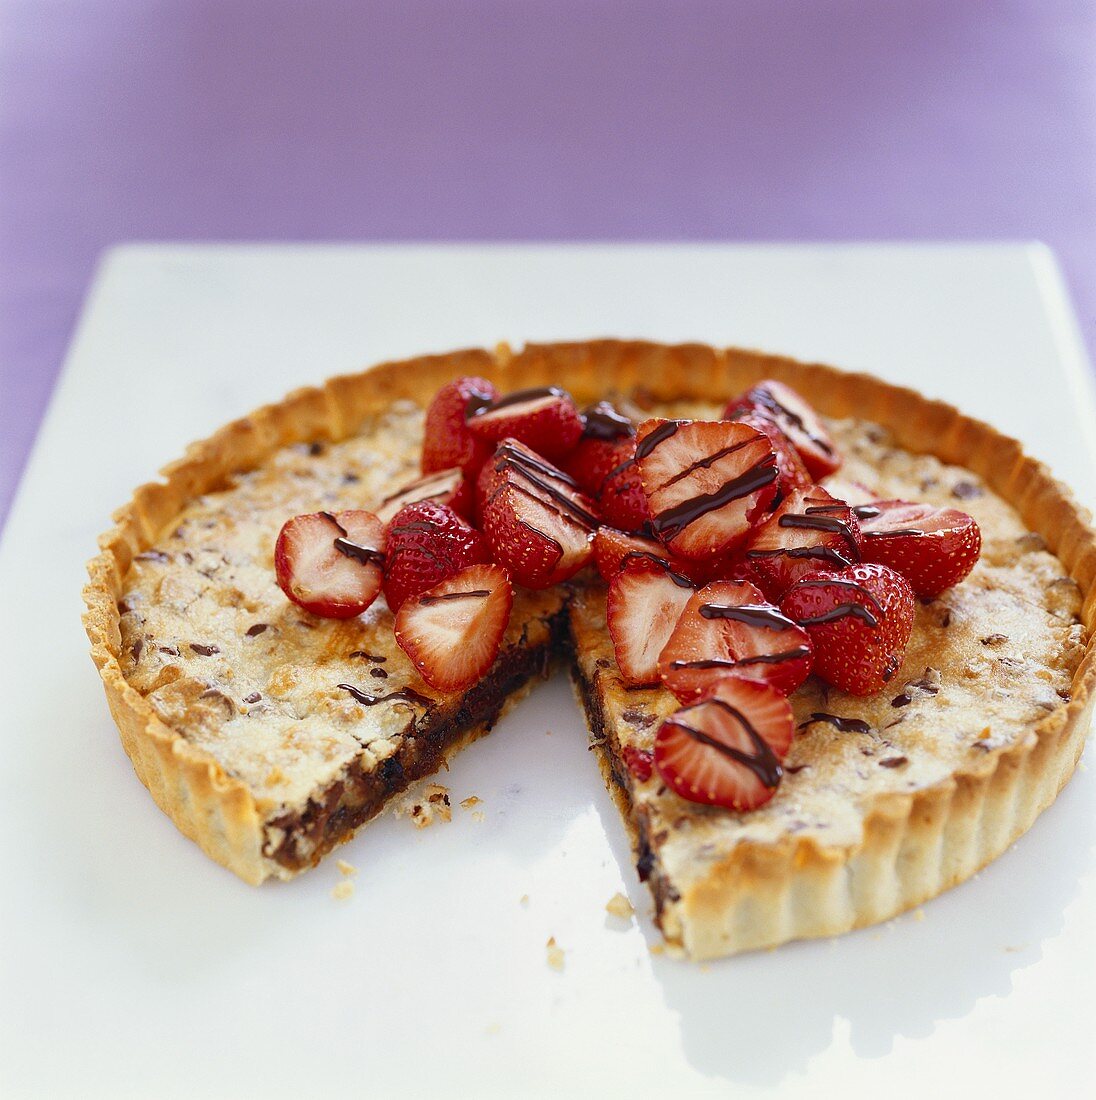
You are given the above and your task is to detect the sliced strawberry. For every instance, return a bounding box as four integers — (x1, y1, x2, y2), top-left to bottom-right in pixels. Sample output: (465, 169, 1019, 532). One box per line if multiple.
(780, 563, 915, 695)
(274, 510, 385, 619)
(598, 443, 653, 532)
(422, 376, 500, 479)
(466, 386, 584, 462)
(606, 558, 694, 685)
(635, 419, 778, 560)
(622, 745, 654, 783)
(743, 486, 862, 600)
(374, 467, 473, 524)
(382, 500, 490, 611)
(394, 563, 513, 692)
(818, 476, 879, 509)
(724, 379, 840, 479)
(593, 527, 669, 582)
(658, 580, 812, 701)
(480, 439, 600, 588)
(857, 499, 981, 596)
(736, 412, 813, 505)
(654, 676, 793, 811)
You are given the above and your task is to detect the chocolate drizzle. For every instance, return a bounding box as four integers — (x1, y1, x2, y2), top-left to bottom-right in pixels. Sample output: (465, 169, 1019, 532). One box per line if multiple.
(748, 384, 834, 456)
(337, 684, 434, 709)
(852, 504, 882, 520)
(699, 603, 796, 630)
(320, 512, 385, 566)
(651, 454, 779, 540)
(799, 712, 872, 734)
(622, 552, 694, 588)
(418, 588, 490, 605)
(581, 401, 634, 441)
(492, 443, 600, 532)
(469, 386, 566, 419)
(634, 419, 683, 459)
(667, 698, 783, 789)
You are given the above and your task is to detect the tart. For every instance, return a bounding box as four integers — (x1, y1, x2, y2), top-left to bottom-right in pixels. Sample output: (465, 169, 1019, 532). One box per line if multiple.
(83, 340, 1096, 958)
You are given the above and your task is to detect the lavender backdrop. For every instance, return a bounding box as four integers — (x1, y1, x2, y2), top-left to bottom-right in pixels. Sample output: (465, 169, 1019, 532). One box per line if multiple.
(2, 0, 1095, 527)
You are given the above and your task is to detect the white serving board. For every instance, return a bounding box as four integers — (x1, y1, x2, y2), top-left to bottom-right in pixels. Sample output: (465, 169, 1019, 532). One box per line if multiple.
(1, 243, 1094, 1099)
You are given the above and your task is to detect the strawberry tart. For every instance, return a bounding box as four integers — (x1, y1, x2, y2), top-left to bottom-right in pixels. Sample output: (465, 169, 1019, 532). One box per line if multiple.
(84, 341, 1096, 958)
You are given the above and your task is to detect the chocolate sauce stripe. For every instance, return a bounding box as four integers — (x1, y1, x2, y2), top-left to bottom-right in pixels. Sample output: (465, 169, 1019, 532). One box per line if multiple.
(418, 589, 490, 606)
(651, 454, 778, 540)
(669, 697, 782, 787)
(659, 436, 757, 491)
(338, 684, 434, 708)
(470, 385, 566, 419)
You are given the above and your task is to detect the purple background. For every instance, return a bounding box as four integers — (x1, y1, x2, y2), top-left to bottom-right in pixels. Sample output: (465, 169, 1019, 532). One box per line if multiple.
(2, 1, 1095, 529)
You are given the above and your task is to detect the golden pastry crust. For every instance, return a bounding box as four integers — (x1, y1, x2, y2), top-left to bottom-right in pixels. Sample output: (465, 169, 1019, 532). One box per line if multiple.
(84, 341, 1095, 952)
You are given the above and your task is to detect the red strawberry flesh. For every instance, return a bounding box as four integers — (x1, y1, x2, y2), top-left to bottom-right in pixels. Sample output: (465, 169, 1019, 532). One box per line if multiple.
(858, 499, 981, 596)
(480, 439, 600, 588)
(654, 676, 793, 811)
(724, 379, 840, 479)
(466, 386, 584, 462)
(422, 376, 499, 479)
(780, 563, 915, 695)
(382, 499, 490, 611)
(744, 486, 861, 600)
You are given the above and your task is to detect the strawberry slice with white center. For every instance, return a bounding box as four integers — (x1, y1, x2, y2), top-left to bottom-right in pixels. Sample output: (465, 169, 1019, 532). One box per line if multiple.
(374, 467, 472, 524)
(275, 509, 385, 619)
(635, 418, 778, 560)
(466, 386, 584, 462)
(480, 439, 601, 588)
(743, 486, 862, 600)
(606, 557, 695, 686)
(654, 676, 794, 811)
(658, 579, 812, 701)
(857, 499, 981, 596)
(780, 563, 915, 695)
(724, 379, 841, 479)
(393, 563, 514, 692)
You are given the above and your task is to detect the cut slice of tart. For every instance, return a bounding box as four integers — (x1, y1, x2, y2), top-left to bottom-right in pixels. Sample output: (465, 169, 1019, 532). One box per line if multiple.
(84, 340, 1096, 958)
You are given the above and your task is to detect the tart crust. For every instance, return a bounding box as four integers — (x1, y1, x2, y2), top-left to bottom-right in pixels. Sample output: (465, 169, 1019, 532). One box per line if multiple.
(84, 341, 1096, 954)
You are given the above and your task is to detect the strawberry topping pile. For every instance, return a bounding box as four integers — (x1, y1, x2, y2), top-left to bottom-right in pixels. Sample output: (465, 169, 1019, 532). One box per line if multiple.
(272, 375, 982, 811)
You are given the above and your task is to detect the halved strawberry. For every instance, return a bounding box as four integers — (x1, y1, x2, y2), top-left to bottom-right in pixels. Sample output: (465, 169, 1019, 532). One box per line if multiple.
(654, 676, 793, 811)
(635, 419, 778, 560)
(393, 563, 513, 692)
(743, 486, 862, 600)
(724, 379, 840, 479)
(593, 527, 669, 582)
(736, 412, 813, 505)
(559, 402, 636, 496)
(422, 376, 500, 479)
(374, 467, 473, 524)
(480, 439, 600, 588)
(658, 580, 812, 701)
(858, 499, 981, 596)
(780, 563, 915, 695)
(466, 386, 584, 462)
(274, 510, 385, 619)
(382, 500, 490, 611)
(606, 557, 695, 685)
(598, 443, 652, 532)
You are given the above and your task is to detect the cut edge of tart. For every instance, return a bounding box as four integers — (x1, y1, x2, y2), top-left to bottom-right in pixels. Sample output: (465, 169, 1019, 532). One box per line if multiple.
(84, 340, 1096, 958)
